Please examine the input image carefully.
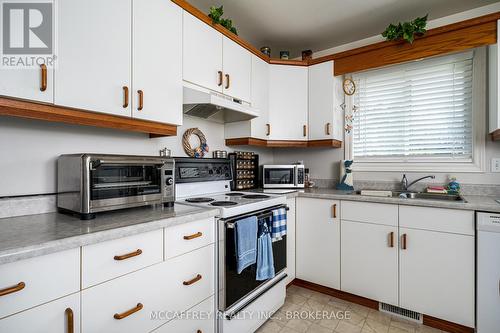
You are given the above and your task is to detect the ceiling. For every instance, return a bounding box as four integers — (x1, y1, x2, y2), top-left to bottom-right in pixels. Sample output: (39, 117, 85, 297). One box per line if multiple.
(188, 0, 500, 58)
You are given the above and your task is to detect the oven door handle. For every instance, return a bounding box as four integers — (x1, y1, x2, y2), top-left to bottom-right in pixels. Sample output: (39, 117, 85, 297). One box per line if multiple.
(92, 159, 166, 167)
(225, 273, 288, 320)
(222, 204, 289, 229)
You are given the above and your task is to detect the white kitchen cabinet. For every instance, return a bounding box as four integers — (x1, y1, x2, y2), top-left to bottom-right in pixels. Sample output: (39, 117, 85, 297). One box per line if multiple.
(164, 217, 215, 259)
(296, 197, 340, 289)
(269, 65, 308, 141)
(489, 21, 500, 135)
(132, 0, 183, 125)
(56, 0, 132, 117)
(399, 227, 475, 327)
(308, 61, 344, 141)
(222, 37, 252, 102)
(0, 293, 80, 333)
(183, 11, 223, 92)
(225, 54, 270, 140)
(341, 219, 398, 305)
(0, 0, 54, 104)
(285, 198, 296, 285)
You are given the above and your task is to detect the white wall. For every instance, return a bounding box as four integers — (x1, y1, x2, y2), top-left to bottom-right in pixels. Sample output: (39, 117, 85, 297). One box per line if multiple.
(0, 116, 273, 197)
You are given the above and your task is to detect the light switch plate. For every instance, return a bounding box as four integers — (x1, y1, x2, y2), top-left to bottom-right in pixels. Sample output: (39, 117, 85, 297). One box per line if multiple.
(492, 158, 500, 172)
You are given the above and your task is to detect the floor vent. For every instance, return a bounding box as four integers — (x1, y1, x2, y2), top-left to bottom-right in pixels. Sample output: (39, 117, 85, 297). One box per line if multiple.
(379, 303, 423, 323)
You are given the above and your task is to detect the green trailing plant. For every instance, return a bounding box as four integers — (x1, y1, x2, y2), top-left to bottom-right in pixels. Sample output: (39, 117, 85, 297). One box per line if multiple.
(208, 5, 238, 35)
(382, 14, 428, 43)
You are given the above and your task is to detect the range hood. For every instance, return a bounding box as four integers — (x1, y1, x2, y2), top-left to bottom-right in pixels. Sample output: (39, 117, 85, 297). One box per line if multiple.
(183, 83, 259, 123)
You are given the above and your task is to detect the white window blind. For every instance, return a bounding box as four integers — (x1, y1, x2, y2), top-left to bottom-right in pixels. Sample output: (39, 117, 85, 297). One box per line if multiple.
(352, 51, 474, 162)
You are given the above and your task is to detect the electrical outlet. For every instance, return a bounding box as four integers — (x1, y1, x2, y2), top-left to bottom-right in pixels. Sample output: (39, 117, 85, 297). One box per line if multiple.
(492, 158, 500, 172)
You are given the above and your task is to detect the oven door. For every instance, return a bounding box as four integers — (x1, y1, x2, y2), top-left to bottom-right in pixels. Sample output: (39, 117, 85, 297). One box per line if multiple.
(89, 159, 164, 210)
(263, 166, 296, 188)
(218, 205, 287, 312)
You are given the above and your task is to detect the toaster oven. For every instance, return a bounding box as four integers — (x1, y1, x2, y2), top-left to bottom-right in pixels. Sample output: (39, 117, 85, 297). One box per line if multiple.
(57, 154, 175, 219)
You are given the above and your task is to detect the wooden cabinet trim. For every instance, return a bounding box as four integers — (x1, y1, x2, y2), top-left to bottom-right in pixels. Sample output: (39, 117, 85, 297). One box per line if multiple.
(225, 137, 342, 148)
(492, 129, 500, 141)
(0, 97, 177, 137)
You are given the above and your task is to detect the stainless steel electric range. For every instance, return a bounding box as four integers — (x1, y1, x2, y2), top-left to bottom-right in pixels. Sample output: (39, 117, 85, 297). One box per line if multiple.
(174, 157, 288, 333)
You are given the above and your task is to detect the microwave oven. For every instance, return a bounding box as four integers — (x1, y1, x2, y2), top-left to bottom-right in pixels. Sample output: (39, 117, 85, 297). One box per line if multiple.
(262, 165, 305, 189)
(57, 154, 175, 219)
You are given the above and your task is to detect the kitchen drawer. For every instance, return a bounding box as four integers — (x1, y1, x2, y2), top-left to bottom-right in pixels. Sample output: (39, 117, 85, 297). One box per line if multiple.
(152, 296, 215, 333)
(164, 218, 215, 259)
(399, 206, 474, 235)
(163, 244, 215, 313)
(341, 201, 398, 226)
(82, 229, 163, 288)
(82, 262, 165, 333)
(0, 248, 80, 319)
(0, 292, 80, 333)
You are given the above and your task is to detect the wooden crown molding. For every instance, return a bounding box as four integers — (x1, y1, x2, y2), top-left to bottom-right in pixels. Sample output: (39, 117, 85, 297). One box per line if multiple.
(0, 97, 177, 137)
(172, 0, 499, 74)
(225, 137, 342, 148)
(492, 129, 500, 141)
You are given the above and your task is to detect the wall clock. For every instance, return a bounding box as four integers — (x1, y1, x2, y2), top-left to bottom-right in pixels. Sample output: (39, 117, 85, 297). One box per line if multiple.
(343, 78, 356, 96)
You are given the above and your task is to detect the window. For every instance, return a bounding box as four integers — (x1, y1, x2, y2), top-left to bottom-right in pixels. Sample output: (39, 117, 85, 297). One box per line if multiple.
(347, 49, 485, 172)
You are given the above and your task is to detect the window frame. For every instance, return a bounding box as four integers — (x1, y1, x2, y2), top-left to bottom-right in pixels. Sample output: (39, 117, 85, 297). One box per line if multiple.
(344, 47, 486, 173)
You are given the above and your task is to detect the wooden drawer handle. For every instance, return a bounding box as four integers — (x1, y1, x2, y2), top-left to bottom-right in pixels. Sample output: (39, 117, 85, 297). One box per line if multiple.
(122, 86, 129, 108)
(114, 303, 143, 320)
(225, 74, 230, 89)
(303, 125, 307, 137)
(65, 308, 74, 333)
(326, 122, 331, 135)
(184, 232, 203, 240)
(197, 331, 202, 333)
(389, 232, 394, 248)
(266, 123, 271, 136)
(0, 282, 25, 297)
(114, 249, 142, 261)
(183, 274, 202, 286)
(332, 204, 337, 219)
(137, 90, 144, 111)
(401, 234, 407, 250)
(40, 64, 47, 92)
(217, 71, 223, 86)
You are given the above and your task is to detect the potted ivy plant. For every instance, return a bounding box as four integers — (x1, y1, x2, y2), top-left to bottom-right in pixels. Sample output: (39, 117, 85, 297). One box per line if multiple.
(208, 5, 238, 35)
(382, 15, 428, 43)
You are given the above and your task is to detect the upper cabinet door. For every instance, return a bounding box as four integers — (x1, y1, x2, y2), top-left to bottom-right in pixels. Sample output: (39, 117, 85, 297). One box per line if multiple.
(250, 55, 269, 139)
(0, 0, 54, 103)
(269, 65, 308, 141)
(222, 37, 251, 102)
(55, 0, 132, 117)
(132, 0, 182, 125)
(308, 61, 344, 141)
(183, 12, 223, 92)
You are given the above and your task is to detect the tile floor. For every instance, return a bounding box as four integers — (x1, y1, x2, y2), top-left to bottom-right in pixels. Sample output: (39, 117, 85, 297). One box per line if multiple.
(256, 285, 444, 333)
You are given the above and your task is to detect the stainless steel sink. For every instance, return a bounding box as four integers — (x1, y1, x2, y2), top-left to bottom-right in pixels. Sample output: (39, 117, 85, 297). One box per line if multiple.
(394, 191, 465, 202)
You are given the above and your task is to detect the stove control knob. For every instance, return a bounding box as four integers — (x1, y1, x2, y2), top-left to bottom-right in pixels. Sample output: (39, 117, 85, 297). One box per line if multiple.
(165, 177, 173, 186)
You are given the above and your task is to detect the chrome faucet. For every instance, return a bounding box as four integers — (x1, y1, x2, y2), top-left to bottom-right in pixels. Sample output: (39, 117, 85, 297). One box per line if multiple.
(401, 174, 436, 191)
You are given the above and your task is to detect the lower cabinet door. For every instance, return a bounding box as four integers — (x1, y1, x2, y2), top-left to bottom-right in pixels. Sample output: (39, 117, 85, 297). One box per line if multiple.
(399, 228, 475, 327)
(341, 220, 398, 305)
(0, 293, 80, 333)
(296, 197, 340, 289)
(151, 296, 215, 333)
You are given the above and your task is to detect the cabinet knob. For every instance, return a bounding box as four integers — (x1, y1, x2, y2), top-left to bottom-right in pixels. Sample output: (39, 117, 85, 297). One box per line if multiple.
(137, 90, 144, 111)
(122, 86, 129, 108)
(401, 234, 407, 250)
(225, 74, 230, 89)
(40, 64, 47, 92)
(114, 303, 143, 320)
(217, 71, 223, 86)
(114, 249, 142, 261)
(65, 308, 74, 333)
(0, 281, 25, 297)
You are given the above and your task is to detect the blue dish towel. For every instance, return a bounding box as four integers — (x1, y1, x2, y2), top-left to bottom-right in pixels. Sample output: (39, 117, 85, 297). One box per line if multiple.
(234, 216, 258, 274)
(271, 208, 287, 242)
(256, 219, 275, 281)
